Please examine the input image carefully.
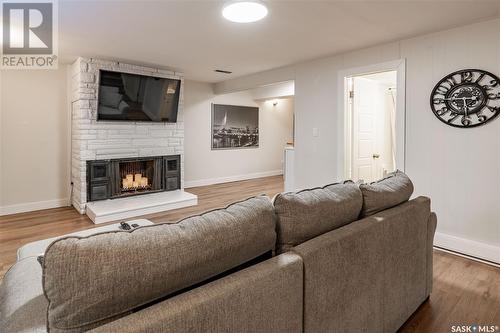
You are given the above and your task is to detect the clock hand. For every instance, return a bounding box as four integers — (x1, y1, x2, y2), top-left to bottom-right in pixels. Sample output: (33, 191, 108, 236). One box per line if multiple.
(442, 96, 478, 101)
(462, 97, 468, 116)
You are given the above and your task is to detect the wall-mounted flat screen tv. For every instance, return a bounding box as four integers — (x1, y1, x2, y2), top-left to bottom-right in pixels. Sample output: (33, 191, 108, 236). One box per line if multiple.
(97, 70, 181, 122)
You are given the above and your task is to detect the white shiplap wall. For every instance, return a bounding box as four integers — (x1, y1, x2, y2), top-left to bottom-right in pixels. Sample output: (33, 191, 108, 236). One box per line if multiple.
(213, 18, 500, 263)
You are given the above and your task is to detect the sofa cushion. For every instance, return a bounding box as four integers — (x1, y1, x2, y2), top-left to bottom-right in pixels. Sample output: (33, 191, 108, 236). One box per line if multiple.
(0, 257, 48, 333)
(359, 170, 414, 217)
(42, 195, 276, 332)
(273, 181, 363, 253)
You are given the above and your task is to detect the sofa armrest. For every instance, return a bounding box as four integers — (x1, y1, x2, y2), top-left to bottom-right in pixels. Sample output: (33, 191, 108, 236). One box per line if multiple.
(88, 253, 304, 333)
(0, 257, 48, 333)
(292, 196, 432, 333)
(426, 212, 437, 296)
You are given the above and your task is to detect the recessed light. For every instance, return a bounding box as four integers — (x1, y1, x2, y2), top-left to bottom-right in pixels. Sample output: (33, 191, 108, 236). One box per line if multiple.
(222, 1, 268, 23)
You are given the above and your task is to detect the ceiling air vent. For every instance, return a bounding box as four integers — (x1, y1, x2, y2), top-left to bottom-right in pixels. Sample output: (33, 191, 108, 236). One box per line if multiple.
(214, 69, 233, 74)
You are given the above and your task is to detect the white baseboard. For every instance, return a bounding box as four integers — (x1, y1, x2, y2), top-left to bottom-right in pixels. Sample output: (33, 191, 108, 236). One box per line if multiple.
(0, 198, 70, 216)
(434, 232, 500, 264)
(184, 170, 283, 188)
(433, 247, 500, 268)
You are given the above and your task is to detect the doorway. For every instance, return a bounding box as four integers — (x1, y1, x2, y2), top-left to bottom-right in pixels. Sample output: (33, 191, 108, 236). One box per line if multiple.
(345, 70, 398, 183)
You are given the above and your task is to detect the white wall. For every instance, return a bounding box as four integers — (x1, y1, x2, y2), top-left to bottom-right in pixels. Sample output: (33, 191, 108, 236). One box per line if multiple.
(401, 20, 500, 263)
(0, 70, 293, 214)
(183, 80, 293, 187)
(0, 66, 70, 215)
(214, 18, 500, 263)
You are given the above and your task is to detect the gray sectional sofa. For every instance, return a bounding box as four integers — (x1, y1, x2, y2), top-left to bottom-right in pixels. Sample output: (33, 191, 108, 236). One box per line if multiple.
(0, 171, 437, 333)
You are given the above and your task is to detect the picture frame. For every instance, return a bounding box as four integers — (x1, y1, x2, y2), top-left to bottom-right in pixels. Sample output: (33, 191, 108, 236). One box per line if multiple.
(211, 103, 259, 150)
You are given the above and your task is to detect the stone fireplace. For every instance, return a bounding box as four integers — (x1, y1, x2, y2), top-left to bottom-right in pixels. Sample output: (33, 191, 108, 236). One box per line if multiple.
(71, 57, 186, 214)
(87, 155, 180, 201)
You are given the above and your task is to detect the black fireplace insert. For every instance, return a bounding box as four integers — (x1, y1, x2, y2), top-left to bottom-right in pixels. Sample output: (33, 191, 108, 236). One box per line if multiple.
(87, 155, 180, 202)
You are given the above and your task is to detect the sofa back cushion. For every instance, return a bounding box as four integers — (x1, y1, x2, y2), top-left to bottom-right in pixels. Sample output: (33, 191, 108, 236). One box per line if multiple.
(42, 195, 276, 332)
(273, 181, 362, 253)
(359, 170, 414, 217)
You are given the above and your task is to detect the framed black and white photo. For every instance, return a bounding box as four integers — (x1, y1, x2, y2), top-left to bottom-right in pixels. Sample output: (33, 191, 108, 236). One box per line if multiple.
(211, 104, 259, 150)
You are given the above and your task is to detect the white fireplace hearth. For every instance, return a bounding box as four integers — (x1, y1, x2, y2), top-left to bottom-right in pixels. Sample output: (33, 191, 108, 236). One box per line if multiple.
(86, 190, 198, 224)
(70, 57, 197, 221)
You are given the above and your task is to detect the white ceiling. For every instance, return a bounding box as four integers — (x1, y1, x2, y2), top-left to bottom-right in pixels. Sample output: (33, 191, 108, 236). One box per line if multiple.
(59, 1, 500, 82)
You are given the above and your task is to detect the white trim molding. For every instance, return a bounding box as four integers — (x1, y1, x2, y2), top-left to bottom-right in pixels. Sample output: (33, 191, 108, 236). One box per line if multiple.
(0, 198, 70, 216)
(184, 170, 282, 188)
(434, 232, 500, 265)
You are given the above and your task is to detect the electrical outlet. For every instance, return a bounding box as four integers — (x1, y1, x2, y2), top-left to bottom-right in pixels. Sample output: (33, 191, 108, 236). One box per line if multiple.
(312, 127, 319, 137)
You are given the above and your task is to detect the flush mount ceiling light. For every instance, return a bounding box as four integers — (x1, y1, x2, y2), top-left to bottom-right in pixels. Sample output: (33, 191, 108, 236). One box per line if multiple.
(222, 1, 268, 23)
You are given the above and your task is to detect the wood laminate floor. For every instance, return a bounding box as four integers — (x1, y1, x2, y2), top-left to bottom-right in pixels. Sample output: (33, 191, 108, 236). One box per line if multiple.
(0, 175, 499, 332)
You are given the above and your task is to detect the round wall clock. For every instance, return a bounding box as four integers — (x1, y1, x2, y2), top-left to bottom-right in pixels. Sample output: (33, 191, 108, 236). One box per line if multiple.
(430, 69, 500, 128)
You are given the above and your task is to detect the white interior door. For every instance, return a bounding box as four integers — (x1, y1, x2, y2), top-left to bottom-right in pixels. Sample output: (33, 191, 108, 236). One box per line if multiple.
(339, 60, 405, 182)
(351, 77, 382, 182)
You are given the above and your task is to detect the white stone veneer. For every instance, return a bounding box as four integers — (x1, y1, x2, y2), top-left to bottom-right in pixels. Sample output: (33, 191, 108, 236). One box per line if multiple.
(70, 57, 184, 213)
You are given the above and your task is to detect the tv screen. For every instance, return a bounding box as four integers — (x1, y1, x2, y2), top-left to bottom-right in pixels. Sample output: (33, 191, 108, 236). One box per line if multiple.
(97, 70, 181, 122)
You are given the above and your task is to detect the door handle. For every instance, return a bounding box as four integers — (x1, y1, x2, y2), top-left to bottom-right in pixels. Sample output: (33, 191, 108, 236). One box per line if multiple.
(372, 154, 380, 159)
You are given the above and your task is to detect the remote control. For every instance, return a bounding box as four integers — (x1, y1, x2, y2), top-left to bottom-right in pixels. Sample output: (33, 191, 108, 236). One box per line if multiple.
(119, 222, 132, 230)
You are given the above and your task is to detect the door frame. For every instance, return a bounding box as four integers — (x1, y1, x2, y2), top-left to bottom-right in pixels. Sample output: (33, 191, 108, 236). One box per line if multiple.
(337, 59, 406, 180)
